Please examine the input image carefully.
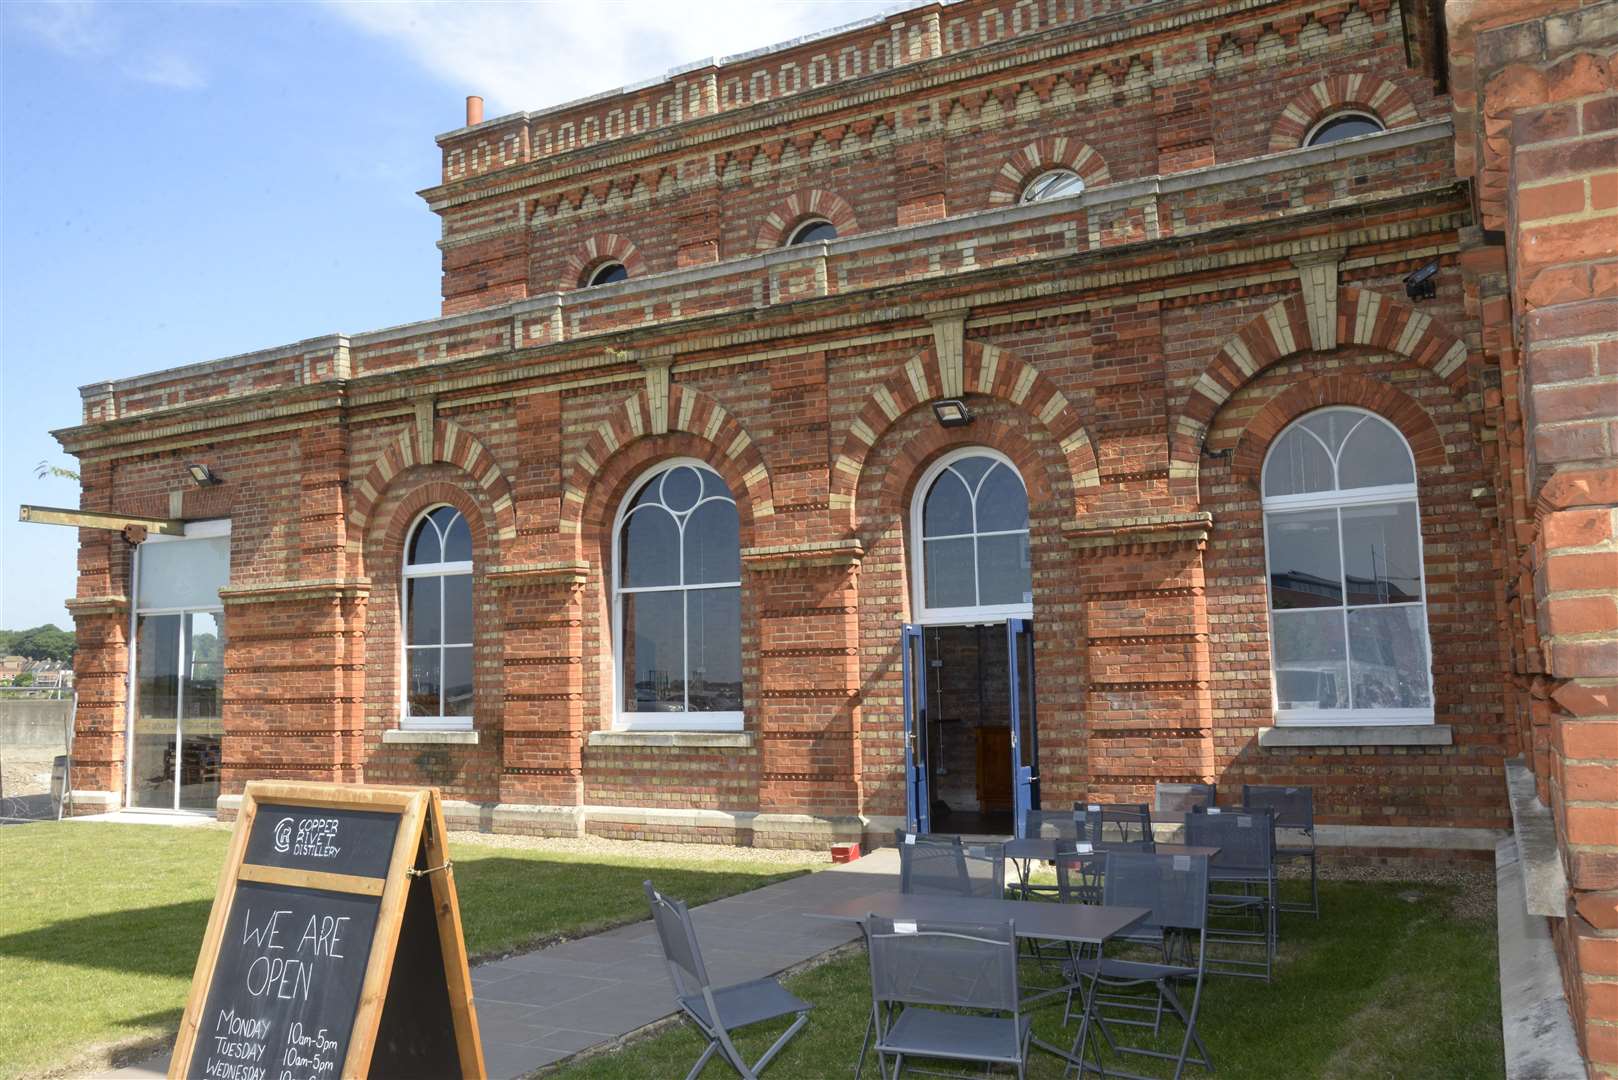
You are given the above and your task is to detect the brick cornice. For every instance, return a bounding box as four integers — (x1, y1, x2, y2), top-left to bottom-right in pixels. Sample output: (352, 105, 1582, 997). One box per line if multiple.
(740, 539, 864, 574)
(217, 579, 372, 604)
(1063, 510, 1214, 550)
(486, 562, 591, 590)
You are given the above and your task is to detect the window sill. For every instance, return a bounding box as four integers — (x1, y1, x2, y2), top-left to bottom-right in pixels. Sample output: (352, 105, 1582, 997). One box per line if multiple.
(1258, 724, 1451, 748)
(587, 731, 755, 750)
(382, 729, 480, 746)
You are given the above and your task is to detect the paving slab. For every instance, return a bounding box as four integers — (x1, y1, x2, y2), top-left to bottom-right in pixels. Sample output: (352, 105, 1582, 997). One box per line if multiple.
(103, 847, 896, 1079)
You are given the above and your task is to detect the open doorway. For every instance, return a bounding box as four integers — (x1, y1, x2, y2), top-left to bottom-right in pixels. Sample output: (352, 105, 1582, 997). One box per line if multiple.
(901, 619, 1038, 837)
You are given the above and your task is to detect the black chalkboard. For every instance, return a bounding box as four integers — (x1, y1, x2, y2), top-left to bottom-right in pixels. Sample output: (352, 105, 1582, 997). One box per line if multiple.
(244, 804, 400, 879)
(184, 881, 382, 1080)
(368, 850, 463, 1078)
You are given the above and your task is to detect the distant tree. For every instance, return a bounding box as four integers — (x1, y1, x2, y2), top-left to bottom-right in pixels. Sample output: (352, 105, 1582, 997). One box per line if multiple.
(11, 625, 76, 663)
(0, 629, 18, 656)
(11, 672, 35, 687)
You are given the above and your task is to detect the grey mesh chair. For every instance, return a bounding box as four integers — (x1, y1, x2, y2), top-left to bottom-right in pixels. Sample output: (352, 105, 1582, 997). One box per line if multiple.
(1066, 852, 1213, 1080)
(1019, 811, 1083, 901)
(1243, 784, 1319, 917)
(895, 831, 1007, 899)
(1154, 783, 1216, 816)
(1185, 807, 1277, 981)
(644, 882, 811, 1079)
(1096, 804, 1155, 852)
(860, 915, 1031, 1080)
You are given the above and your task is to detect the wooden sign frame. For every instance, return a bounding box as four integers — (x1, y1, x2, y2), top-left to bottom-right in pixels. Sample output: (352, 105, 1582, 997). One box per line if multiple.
(170, 781, 485, 1079)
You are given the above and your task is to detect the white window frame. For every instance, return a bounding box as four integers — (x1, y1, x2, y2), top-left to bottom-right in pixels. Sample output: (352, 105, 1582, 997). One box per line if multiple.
(612, 458, 744, 732)
(1261, 407, 1435, 727)
(400, 505, 475, 731)
(1304, 110, 1385, 146)
(909, 446, 1035, 626)
(125, 518, 230, 813)
(1020, 168, 1086, 204)
(787, 218, 837, 245)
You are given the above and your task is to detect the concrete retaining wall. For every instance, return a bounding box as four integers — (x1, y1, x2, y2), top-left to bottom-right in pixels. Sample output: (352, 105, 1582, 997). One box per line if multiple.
(0, 699, 73, 747)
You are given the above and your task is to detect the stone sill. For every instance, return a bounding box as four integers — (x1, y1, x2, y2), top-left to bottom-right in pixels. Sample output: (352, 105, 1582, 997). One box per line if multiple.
(587, 731, 754, 750)
(1504, 756, 1568, 918)
(381, 729, 480, 746)
(1258, 724, 1452, 748)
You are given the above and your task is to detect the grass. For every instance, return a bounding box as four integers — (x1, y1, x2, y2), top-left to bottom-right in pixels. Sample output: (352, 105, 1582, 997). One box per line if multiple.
(0, 822, 807, 1080)
(552, 877, 1505, 1079)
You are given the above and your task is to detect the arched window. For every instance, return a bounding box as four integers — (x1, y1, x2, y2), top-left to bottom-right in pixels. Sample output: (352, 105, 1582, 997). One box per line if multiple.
(1262, 407, 1433, 724)
(1305, 111, 1385, 146)
(788, 219, 837, 244)
(1020, 168, 1085, 204)
(402, 506, 474, 730)
(614, 460, 743, 730)
(585, 261, 628, 287)
(911, 448, 1033, 622)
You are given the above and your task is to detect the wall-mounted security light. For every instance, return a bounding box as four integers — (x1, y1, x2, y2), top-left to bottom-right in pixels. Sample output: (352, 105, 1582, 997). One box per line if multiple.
(1404, 261, 1439, 302)
(932, 399, 974, 428)
(187, 463, 221, 486)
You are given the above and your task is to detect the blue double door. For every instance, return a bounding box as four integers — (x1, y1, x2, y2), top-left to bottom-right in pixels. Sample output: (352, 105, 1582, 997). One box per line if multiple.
(901, 619, 1040, 838)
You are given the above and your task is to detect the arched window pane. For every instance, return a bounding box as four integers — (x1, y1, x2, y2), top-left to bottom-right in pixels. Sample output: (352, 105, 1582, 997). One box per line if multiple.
(408, 517, 441, 564)
(441, 513, 472, 562)
(923, 538, 976, 607)
(660, 465, 703, 512)
(442, 574, 473, 643)
(1021, 169, 1085, 203)
(1339, 416, 1415, 489)
(1301, 411, 1355, 457)
(684, 500, 741, 584)
(1308, 114, 1384, 146)
(1263, 427, 1334, 497)
(407, 578, 440, 645)
(1347, 607, 1431, 708)
(977, 534, 1032, 606)
(1342, 503, 1422, 604)
(975, 465, 1029, 533)
(922, 471, 973, 536)
(589, 262, 628, 286)
(1266, 509, 1342, 608)
(790, 220, 837, 244)
(621, 507, 681, 587)
(623, 591, 684, 711)
(688, 589, 743, 711)
(1272, 610, 1349, 710)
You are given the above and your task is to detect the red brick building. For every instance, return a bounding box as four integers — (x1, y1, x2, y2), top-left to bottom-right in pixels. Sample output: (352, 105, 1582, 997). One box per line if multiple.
(49, 0, 1618, 1066)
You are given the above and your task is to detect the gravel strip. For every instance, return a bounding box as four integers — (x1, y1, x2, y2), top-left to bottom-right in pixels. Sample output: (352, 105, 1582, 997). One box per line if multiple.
(446, 829, 832, 868)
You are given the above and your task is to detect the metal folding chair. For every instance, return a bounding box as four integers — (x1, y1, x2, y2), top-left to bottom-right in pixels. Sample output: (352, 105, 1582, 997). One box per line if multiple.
(1096, 803, 1155, 852)
(1153, 782, 1216, 816)
(1186, 807, 1277, 981)
(1066, 852, 1213, 1080)
(861, 914, 1031, 1079)
(1019, 811, 1083, 901)
(895, 831, 1006, 898)
(1243, 783, 1319, 917)
(644, 882, 811, 1080)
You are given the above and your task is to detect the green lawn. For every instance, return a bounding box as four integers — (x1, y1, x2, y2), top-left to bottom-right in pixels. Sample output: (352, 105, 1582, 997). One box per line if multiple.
(0, 823, 807, 1080)
(553, 878, 1504, 1079)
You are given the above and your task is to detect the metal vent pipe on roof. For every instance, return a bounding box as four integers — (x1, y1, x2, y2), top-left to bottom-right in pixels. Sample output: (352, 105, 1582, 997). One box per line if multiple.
(466, 96, 483, 126)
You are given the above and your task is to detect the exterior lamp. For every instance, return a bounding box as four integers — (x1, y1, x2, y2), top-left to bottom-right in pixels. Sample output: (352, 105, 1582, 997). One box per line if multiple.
(932, 399, 974, 428)
(187, 463, 221, 486)
(1404, 262, 1438, 301)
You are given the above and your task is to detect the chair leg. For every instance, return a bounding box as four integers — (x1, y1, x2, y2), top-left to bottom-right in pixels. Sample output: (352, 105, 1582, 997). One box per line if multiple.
(749, 1012, 808, 1076)
(685, 1038, 721, 1080)
(856, 1005, 877, 1080)
(1309, 848, 1320, 918)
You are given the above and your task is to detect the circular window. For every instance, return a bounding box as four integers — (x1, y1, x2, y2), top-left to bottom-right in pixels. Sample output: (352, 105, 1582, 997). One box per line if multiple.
(1020, 169, 1085, 204)
(586, 262, 629, 287)
(788, 219, 837, 245)
(1305, 112, 1385, 147)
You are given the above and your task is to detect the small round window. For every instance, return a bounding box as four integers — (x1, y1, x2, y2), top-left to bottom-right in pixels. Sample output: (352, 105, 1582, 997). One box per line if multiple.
(1305, 112, 1385, 146)
(788, 219, 837, 244)
(1020, 169, 1085, 204)
(586, 262, 629, 287)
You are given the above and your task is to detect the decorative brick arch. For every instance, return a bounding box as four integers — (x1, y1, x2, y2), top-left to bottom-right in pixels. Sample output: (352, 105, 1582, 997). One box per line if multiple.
(1267, 74, 1421, 152)
(350, 419, 518, 548)
(560, 233, 647, 289)
(832, 340, 1099, 527)
(754, 189, 858, 250)
(1228, 372, 1449, 493)
(987, 136, 1111, 207)
(874, 418, 1059, 519)
(561, 383, 774, 540)
(1172, 287, 1470, 477)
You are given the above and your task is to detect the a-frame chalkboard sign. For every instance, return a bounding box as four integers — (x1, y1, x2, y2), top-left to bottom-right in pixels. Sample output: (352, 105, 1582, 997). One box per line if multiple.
(169, 782, 485, 1080)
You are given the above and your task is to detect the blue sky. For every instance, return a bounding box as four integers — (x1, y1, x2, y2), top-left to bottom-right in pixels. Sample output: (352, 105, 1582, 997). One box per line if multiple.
(1, 0, 890, 631)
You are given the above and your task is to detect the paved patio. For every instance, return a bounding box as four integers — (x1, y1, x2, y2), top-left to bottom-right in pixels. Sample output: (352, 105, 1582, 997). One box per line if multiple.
(112, 846, 898, 1079)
